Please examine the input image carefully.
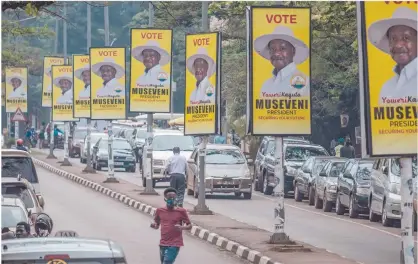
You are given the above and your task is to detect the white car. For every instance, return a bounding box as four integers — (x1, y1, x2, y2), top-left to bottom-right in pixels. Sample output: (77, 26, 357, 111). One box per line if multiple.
(2, 196, 30, 232)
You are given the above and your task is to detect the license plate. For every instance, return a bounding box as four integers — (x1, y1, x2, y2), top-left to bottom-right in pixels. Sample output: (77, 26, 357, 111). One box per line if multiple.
(114, 162, 124, 165)
(154, 169, 161, 174)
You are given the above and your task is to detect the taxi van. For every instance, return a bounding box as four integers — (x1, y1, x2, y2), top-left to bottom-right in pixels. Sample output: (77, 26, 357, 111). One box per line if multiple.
(2, 237, 127, 263)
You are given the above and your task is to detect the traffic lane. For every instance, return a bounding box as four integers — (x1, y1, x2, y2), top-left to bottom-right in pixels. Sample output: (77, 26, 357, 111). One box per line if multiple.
(37, 166, 249, 264)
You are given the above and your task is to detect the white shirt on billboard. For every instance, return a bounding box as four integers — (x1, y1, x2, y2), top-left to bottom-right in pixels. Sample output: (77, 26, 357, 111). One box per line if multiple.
(378, 57, 417, 105)
(260, 62, 310, 97)
(78, 85, 90, 99)
(136, 64, 170, 88)
(189, 76, 215, 105)
(96, 78, 124, 97)
(57, 89, 73, 104)
(7, 86, 26, 99)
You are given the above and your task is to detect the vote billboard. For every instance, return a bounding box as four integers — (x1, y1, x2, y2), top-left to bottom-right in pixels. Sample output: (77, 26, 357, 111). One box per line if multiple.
(42, 56, 65, 107)
(90, 47, 126, 120)
(361, 2, 417, 156)
(51, 65, 78, 122)
(72, 54, 91, 118)
(5, 67, 28, 113)
(247, 6, 311, 136)
(129, 28, 173, 113)
(184, 32, 221, 135)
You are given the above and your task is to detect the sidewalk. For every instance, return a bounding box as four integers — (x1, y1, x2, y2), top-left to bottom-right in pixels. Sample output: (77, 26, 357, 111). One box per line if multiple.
(32, 151, 359, 264)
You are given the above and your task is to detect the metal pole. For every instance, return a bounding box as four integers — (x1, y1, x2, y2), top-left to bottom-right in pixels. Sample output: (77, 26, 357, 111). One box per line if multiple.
(140, 1, 158, 195)
(83, 2, 95, 173)
(14, 121, 19, 140)
(400, 157, 414, 264)
(61, 2, 71, 166)
(47, 19, 59, 159)
(192, 1, 212, 214)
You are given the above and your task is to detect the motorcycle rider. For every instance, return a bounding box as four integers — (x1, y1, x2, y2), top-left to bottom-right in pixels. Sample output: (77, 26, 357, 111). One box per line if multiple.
(34, 213, 53, 237)
(16, 139, 28, 152)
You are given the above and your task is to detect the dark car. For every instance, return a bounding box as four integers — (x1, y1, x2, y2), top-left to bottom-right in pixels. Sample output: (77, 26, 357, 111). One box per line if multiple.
(92, 138, 136, 172)
(69, 127, 99, 158)
(293, 156, 331, 204)
(335, 159, 375, 218)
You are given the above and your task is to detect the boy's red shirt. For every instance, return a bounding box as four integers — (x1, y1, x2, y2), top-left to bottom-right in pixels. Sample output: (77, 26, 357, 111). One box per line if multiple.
(154, 206, 191, 247)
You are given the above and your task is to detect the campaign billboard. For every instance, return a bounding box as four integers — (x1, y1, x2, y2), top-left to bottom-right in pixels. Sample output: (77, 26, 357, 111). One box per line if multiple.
(51, 65, 78, 122)
(72, 54, 91, 118)
(5, 67, 28, 113)
(42, 56, 65, 107)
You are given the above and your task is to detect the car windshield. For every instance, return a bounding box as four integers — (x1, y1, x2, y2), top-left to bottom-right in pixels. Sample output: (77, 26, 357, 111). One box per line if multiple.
(152, 135, 195, 151)
(2, 205, 27, 228)
(313, 159, 329, 175)
(99, 140, 131, 150)
(2, 157, 38, 183)
(391, 158, 418, 178)
(124, 129, 134, 138)
(356, 163, 373, 180)
(329, 162, 345, 177)
(2, 186, 35, 209)
(136, 130, 147, 139)
(206, 149, 246, 164)
(285, 146, 328, 161)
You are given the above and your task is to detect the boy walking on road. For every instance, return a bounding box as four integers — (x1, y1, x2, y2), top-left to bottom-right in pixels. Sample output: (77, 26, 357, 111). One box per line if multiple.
(151, 188, 192, 264)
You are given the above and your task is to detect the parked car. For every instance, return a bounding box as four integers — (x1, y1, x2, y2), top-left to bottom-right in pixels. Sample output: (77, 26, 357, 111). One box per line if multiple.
(92, 138, 136, 172)
(335, 159, 374, 218)
(186, 144, 253, 199)
(314, 158, 347, 212)
(69, 127, 99, 158)
(293, 156, 331, 204)
(254, 137, 329, 196)
(2, 196, 30, 232)
(80, 132, 107, 163)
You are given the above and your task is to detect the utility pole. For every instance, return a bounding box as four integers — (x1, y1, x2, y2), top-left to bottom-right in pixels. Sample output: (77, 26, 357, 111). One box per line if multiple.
(47, 19, 59, 159)
(192, 1, 212, 215)
(400, 157, 415, 264)
(103, 1, 118, 183)
(140, 1, 158, 195)
(61, 2, 71, 166)
(82, 1, 95, 173)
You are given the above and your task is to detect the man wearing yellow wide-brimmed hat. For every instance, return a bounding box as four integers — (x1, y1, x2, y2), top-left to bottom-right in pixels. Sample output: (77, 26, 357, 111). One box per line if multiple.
(6, 73, 26, 99)
(53, 74, 73, 104)
(92, 58, 125, 97)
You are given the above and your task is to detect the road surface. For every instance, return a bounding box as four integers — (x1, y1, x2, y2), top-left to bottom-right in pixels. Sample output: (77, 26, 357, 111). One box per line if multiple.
(40, 149, 413, 264)
(37, 165, 249, 263)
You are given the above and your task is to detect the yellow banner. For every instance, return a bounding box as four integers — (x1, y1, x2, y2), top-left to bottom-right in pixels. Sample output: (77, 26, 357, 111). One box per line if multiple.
(52, 65, 78, 122)
(2, 82, 5, 107)
(249, 7, 311, 136)
(42, 57, 65, 107)
(5, 67, 28, 113)
(363, 2, 417, 156)
(130, 29, 172, 113)
(90, 47, 126, 120)
(73, 54, 91, 118)
(184, 33, 220, 135)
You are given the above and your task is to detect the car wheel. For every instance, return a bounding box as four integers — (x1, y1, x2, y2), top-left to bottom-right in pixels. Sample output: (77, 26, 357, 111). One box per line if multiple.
(369, 197, 380, 222)
(323, 191, 332, 212)
(152, 179, 156, 188)
(263, 174, 273, 195)
(130, 166, 136, 173)
(96, 165, 101, 171)
(142, 177, 146, 187)
(348, 194, 359, 218)
(294, 184, 303, 202)
(308, 186, 315, 206)
(314, 189, 323, 209)
(257, 172, 264, 193)
(413, 211, 417, 232)
(243, 192, 252, 200)
(193, 180, 199, 198)
(254, 168, 260, 191)
(382, 200, 393, 227)
(335, 194, 345, 215)
(234, 192, 242, 197)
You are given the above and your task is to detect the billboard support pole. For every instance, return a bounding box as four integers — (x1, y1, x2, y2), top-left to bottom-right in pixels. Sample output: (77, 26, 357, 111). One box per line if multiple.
(400, 157, 414, 264)
(140, 1, 158, 195)
(83, 1, 95, 173)
(61, 2, 71, 166)
(192, 1, 213, 215)
(6, 113, 11, 141)
(14, 121, 19, 140)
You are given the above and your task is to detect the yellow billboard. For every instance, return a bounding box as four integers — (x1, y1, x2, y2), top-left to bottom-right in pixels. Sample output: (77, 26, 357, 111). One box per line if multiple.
(51, 65, 78, 122)
(90, 47, 126, 120)
(184, 33, 221, 135)
(72, 54, 91, 118)
(362, 2, 417, 156)
(130, 29, 172, 113)
(248, 7, 311, 136)
(5, 67, 28, 113)
(42, 57, 65, 107)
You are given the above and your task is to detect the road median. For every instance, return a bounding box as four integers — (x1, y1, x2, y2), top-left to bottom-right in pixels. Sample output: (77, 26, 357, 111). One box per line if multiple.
(32, 150, 359, 264)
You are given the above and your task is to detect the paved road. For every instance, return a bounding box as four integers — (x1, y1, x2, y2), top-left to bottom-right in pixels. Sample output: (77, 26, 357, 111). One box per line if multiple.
(39, 149, 413, 264)
(37, 165, 249, 263)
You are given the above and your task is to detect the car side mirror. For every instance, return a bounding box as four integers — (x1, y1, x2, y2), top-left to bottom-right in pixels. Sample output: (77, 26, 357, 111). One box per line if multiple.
(38, 196, 45, 208)
(343, 172, 353, 179)
(187, 159, 195, 164)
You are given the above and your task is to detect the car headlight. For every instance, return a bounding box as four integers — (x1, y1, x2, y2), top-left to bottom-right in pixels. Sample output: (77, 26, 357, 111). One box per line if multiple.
(98, 153, 108, 159)
(356, 186, 369, 195)
(285, 166, 297, 176)
(390, 183, 400, 195)
(328, 185, 337, 191)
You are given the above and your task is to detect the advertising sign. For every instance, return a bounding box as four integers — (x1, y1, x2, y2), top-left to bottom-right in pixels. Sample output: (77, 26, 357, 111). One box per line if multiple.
(361, 2, 417, 156)
(184, 32, 221, 135)
(90, 47, 126, 120)
(129, 28, 173, 113)
(72, 54, 91, 118)
(247, 7, 311, 136)
(51, 65, 78, 122)
(5, 67, 28, 113)
(42, 56, 65, 107)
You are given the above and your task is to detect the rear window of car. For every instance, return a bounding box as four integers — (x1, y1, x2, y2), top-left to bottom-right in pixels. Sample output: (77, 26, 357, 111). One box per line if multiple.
(2, 157, 38, 183)
(2, 186, 35, 209)
(2, 205, 27, 228)
(285, 146, 329, 161)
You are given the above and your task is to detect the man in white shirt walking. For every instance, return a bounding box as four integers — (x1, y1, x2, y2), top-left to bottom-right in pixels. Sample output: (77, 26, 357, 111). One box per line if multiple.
(187, 47, 216, 105)
(6, 73, 26, 99)
(75, 64, 91, 99)
(165, 147, 188, 207)
(367, 7, 417, 105)
(92, 58, 125, 97)
(53, 74, 73, 104)
(132, 40, 170, 88)
(254, 25, 310, 97)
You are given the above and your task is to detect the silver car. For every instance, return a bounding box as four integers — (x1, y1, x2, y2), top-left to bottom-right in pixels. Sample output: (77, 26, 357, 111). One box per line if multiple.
(80, 132, 107, 163)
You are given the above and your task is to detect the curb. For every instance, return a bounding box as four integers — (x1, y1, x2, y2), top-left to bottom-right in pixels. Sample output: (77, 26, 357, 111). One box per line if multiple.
(33, 158, 283, 264)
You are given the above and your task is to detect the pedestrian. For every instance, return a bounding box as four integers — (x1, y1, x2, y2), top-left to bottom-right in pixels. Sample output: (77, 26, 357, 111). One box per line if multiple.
(329, 137, 337, 156)
(230, 129, 241, 147)
(150, 187, 192, 264)
(334, 138, 345, 157)
(340, 139, 356, 159)
(54, 125, 63, 149)
(213, 134, 226, 144)
(15, 222, 32, 238)
(165, 147, 188, 207)
(25, 127, 32, 149)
